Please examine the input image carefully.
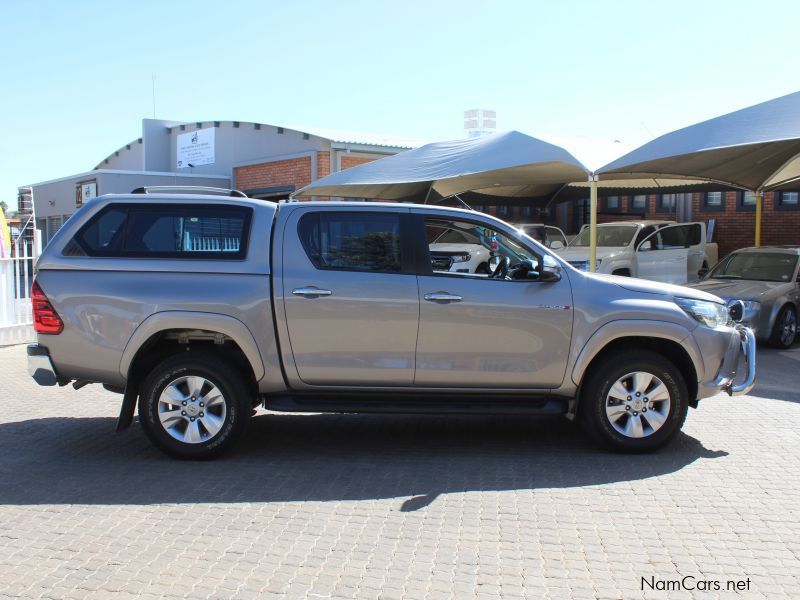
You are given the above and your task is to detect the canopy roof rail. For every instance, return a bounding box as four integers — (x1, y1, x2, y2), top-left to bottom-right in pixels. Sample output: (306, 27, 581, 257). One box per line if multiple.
(130, 186, 248, 198)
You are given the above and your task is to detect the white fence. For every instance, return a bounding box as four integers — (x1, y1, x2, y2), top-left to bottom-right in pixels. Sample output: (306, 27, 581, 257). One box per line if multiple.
(185, 234, 240, 252)
(0, 238, 36, 346)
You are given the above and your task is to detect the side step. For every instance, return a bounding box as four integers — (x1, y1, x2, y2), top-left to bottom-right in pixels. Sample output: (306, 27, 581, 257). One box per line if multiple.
(264, 393, 568, 416)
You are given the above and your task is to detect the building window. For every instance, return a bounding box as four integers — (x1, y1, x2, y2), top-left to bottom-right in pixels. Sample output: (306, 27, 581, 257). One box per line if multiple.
(737, 191, 757, 212)
(703, 191, 725, 212)
(471, 204, 485, 213)
(631, 195, 647, 212)
(604, 196, 621, 211)
(659, 194, 677, 210)
(496, 205, 509, 217)
(521, 206, 532, 218)
(777, 191, 800, 209)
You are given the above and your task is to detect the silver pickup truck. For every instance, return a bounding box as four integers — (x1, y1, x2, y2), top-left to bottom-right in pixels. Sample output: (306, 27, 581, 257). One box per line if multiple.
(28, 190, 756, 459)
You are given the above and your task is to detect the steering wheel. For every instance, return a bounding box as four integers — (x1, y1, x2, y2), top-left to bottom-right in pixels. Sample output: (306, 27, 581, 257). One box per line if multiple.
(490, 256, 510, 279)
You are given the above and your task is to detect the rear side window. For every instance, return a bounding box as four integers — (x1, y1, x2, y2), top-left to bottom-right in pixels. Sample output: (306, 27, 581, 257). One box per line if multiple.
(298, 212, 402, 272)
(73, 204, 251, 259)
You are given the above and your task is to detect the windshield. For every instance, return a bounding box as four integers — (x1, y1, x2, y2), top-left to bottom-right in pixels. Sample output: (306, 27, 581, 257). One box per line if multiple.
(709, 252, 798, 282)
(570, 225, 637, 247)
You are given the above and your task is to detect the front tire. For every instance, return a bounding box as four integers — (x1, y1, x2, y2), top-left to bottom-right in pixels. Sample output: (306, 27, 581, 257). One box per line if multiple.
(138, 352, 252, 459)
(579, 350, 688, 452)
(769, 305, 797, 349)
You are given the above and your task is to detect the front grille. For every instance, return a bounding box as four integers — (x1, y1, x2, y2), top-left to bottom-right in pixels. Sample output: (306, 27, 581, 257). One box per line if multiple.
(430, 255, 453, 271)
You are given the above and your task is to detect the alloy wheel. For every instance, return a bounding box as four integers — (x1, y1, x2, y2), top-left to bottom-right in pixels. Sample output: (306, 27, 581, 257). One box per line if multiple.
(605, 371, 671, 439)
(780, 309, 797, 347)
(157, 375, 227, 444)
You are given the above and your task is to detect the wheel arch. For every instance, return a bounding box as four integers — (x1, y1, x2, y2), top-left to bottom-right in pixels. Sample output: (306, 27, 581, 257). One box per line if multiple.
(570, 321, 701, 413)
(120, 311, 265, 383)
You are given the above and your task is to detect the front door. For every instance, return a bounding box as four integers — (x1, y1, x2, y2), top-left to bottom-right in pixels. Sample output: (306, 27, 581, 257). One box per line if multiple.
(281, 208, 419, 386)
(636, 224, 694, 283)
(413, 214, 573, 388)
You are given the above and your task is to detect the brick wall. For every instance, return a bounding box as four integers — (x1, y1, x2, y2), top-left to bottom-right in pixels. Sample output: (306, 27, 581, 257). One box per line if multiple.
(340, 155, 380, 170)
(234, 156, 312, 192)
(317, 152, 330, 179)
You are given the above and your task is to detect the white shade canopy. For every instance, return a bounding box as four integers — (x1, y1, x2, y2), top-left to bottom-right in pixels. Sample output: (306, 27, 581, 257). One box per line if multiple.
(598, 91, 800, 191)
(295, 130, 590, 201)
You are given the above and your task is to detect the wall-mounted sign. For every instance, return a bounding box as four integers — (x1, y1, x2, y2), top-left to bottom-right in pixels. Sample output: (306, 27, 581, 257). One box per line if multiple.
(76, 181, 97, 206)
(177, 127, 215, 168)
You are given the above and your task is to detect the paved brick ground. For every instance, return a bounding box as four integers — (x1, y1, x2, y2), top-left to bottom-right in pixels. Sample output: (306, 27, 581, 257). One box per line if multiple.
(0, 344, 798, 599)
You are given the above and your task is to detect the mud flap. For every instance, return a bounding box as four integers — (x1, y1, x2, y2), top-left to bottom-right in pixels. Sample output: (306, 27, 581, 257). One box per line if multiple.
(116, 385, 138, 432)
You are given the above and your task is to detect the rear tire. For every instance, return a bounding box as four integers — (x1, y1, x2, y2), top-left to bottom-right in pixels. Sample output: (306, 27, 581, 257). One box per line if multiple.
(769, 305, 797, 349)
(138, 352, 252, 459)
(579, 350, 688, 452)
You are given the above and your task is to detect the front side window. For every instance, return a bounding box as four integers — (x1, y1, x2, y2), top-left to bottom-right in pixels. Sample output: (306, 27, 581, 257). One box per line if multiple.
(425, 217, 539, 278)
(74, 204, 251, 258)
(570, 225, 637, 247)
(298, 212, 402, 272)
(641, 224, 701, 251)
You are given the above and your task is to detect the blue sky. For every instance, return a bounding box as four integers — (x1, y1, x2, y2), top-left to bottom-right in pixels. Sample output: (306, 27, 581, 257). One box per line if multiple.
(1, 0, 798, 208)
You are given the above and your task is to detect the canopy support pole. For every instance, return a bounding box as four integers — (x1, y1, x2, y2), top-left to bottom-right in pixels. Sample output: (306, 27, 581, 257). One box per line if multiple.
(754, 190, 763, 247)
(423, 183, 434, 205)
(589, 176, 598, 273)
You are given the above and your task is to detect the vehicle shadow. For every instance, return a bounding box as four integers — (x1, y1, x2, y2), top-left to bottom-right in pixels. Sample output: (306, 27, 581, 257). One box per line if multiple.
(0, 413, 727, 509)
(747, 346, 800, 403)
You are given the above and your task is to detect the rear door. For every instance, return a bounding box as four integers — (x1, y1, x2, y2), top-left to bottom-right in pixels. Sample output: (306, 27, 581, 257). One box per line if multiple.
(280, 207, 420, 386)
(635, 224, 692, 283)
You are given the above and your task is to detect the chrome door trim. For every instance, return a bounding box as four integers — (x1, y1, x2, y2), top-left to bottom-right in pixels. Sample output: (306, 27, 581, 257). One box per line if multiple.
(423, 292, 463, 303)
(292, 287, 333, 298)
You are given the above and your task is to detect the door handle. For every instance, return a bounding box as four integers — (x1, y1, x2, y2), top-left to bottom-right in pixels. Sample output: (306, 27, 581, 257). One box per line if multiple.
(424, 292, 463, 303)
(292, 287, 333, 298)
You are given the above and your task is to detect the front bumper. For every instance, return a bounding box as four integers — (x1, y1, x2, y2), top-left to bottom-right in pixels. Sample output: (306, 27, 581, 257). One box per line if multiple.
(697, 325, 756, 398)
(27, 344, 59, 386)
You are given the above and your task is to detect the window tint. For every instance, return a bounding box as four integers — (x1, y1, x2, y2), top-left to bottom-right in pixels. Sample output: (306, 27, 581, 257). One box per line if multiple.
(76, 207, 127, 253)
(645, 224, 701, 250)
(298, 212, 402, 272)
(74, 205, 250, 258)
(426, 217, 538, 278)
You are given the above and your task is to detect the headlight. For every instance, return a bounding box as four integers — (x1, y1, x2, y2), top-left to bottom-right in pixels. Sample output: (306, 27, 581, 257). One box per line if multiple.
(733, 300, 760, 320)
(451, 253, 471, 263)
(675, 297, 729, 328)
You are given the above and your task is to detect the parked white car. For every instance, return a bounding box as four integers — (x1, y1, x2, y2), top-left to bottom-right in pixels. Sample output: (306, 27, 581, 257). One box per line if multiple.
(428, 223, 493, 274)
(512, 223, 568, 249)
(556, 221, 717, 284)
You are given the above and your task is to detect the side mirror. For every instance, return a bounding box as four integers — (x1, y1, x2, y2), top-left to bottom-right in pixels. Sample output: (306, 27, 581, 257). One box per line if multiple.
(549, 240, 564, 250)
(539, 267, 562, 283)
(638, 240, 652, 251)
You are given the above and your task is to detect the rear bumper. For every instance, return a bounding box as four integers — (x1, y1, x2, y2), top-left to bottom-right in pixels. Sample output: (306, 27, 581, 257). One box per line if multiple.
(696, 325, 756, 399)
(27, 344, 59, 386)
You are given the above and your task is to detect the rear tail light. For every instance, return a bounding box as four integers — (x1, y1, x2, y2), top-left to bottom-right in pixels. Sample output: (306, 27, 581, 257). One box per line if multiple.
(31, 280, 64, 335)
